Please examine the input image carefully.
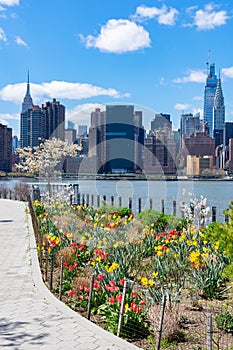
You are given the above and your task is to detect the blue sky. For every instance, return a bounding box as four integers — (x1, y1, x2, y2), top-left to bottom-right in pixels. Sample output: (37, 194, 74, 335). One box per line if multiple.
(0, 0, 233, 137)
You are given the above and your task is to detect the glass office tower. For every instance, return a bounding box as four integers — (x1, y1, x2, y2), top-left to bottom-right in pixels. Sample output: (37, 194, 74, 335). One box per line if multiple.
(203, 63, 218, 137)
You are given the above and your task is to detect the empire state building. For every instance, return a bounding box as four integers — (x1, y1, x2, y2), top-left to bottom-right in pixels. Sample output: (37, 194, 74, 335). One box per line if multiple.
(22, 71, 33, 112)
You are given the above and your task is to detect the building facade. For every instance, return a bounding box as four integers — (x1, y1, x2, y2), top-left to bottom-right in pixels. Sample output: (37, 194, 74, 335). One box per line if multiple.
(104, 105, 136, 173)
(87, 105, 144, 174)
(213, 76, 225, 147)
(143, 128, 177, 175)
(0, 123, 12, 172)
(42, 98, 65, 141)
(180, 113, 203, 149)
(88, 108, 106, 170)
(78, 125, 88, 137)
(22, 72, 33, 113)
(151, 113, 172, 131)
(203, 63, 218, 137)
(184, 132, 215, 158)
(186, 155, 213, 176)
(224, 122, 233, 148)
(20, 74, 34, 148)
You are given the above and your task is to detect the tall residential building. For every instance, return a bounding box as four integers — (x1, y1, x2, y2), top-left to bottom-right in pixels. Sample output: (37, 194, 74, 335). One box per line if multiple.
(213, 76, 225, 147)
(0, 123, 12, 172)
(42, 98, 65, 140)
(203, 63, 218, 136)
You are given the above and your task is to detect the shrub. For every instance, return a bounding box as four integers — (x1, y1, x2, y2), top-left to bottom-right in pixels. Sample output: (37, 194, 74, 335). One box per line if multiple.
(202, 221, 233, 279)
(97, 205, 132, 217)
(215, 311, 233, 333)
(137, 208, 186, 232)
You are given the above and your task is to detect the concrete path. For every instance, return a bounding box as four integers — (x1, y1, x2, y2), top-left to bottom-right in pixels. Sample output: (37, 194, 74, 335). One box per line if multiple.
(0, 199, 142, 350)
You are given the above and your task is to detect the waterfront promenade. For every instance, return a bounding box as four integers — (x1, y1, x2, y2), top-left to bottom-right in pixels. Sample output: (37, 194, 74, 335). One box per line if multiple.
(0, 199, 141, 350)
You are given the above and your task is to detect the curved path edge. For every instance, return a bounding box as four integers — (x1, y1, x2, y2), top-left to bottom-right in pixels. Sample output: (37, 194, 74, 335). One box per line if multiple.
(0, 199, 142, 349)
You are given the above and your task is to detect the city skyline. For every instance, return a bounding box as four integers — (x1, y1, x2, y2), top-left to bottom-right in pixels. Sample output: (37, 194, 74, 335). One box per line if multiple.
(1, 1, 233, 137)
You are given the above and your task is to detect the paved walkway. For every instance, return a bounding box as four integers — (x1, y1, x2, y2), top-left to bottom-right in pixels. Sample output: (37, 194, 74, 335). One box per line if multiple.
(0, 199, 142, 350)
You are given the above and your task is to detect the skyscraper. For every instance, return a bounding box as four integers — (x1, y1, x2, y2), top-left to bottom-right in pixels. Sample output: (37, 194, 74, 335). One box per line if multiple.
(180, 113, 203, 149)
(20, 106, 45, 148)
(203, 63, 218, 136)
(224, 122, 233, 148)
(87, 105, 144, 174)
(88, 108, 106, 162)
(20, 73, 35, 147)
(22, 71, 33, 113)
(30, 105, 45, 147)
(42, 98, 65, 140)
(20, 74, 65, 147)
(104, 105, 136, 173)
(213, 76, 225, 147)
(0, 123, 12, 172)
(143, 128, 176, 175)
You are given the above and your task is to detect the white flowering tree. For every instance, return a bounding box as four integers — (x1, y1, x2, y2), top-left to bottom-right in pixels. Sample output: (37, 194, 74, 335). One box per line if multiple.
(16, 138, 81, 197)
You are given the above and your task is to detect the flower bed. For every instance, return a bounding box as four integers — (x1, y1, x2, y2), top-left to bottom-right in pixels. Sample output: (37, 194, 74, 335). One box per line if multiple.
(31, 195, 233, 349)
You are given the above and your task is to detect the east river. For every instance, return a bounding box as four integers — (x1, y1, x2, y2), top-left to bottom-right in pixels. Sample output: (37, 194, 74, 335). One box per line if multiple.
(1, 178, 233, 222)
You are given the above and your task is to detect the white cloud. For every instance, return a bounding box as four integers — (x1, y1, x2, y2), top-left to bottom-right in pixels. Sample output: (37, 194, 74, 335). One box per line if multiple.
(174, 103, 190, 111)
(134, 5, 179, 26)
(67, 103, 105, 128)
(186, 6, 198, 14)
(193, 96, 203, 101)
(15, 36, 28, 47)
(173, 69, 206, 83)
(0, 118, 8, 126)
(0, 112, 19, 121)
(0, 0, 19, 5)
(0, 27, 7, 41)
(134, 5, 163, 19)
(158, 7, 179, 26)
(193, 5, 229, 30)
(0, 81, 130, 104)
(222, 66, 233, 78)
(80, 19, 151, 53)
